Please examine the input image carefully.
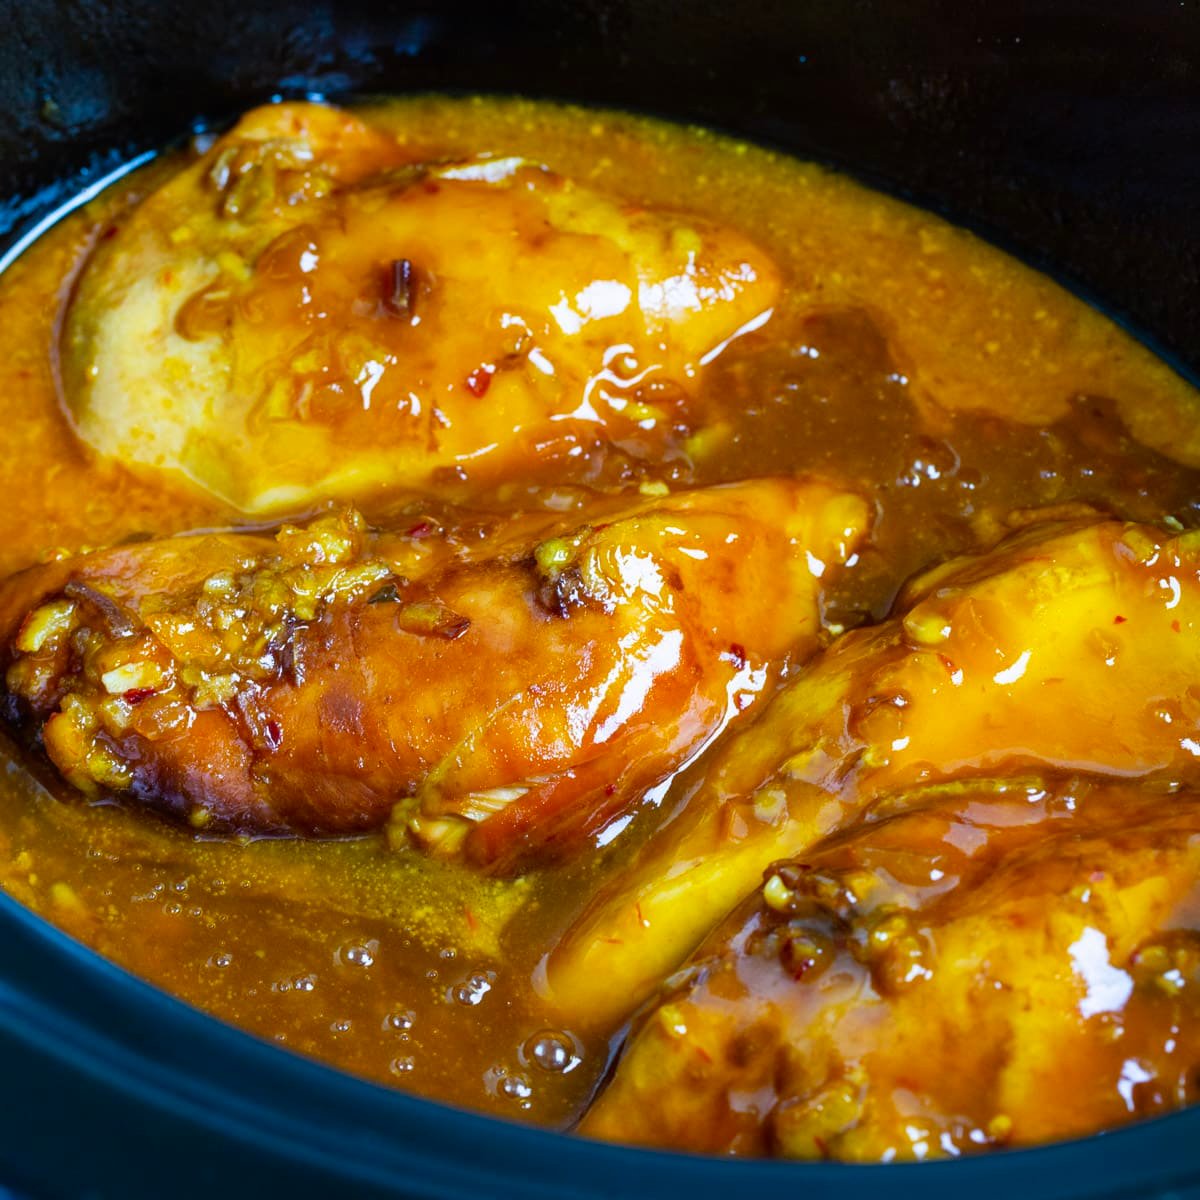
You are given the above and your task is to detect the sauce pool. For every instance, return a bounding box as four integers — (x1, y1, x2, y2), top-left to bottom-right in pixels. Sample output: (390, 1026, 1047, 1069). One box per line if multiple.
(0, 93, 1198, 1131)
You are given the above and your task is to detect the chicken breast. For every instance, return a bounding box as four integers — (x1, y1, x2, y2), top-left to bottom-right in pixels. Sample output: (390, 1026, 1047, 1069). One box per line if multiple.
(583, 779, 1200, 1158)
(547, 516, 1200, 1019)
(60, 102, 780, 514)
(0, 479, 866, 868)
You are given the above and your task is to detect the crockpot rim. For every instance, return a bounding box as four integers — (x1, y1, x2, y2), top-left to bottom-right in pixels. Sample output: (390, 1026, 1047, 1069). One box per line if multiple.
(3, 874, 1199, 1200)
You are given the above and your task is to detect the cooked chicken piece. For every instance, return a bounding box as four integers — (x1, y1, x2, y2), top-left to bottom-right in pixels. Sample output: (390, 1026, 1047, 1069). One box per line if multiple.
(547, 517, 1200, 1020)
(61, 102, 780, 514)
(582, 779, 1200, 1159)
(0, 479, 866, 868)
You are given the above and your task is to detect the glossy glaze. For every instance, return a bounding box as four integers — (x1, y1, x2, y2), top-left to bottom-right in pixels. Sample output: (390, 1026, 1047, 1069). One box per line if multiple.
(548, 517, 1200, 1022)
(1, 480, 865, 866)
(0, 95, 1199, 1147)
(62, 103, 778, 514)
(584, 780, 1200, 1158)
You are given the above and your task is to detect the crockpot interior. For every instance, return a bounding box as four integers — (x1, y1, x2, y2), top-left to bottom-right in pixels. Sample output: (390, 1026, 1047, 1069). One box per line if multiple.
(0, 2, 1199, 1197)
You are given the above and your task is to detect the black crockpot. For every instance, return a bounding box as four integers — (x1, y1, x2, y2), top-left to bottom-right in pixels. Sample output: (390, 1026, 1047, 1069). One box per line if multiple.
(0, 2, 1198, 1196)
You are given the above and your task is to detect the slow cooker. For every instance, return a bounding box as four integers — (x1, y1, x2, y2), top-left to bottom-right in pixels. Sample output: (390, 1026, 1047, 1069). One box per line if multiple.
(1, 2, 1198, 1195)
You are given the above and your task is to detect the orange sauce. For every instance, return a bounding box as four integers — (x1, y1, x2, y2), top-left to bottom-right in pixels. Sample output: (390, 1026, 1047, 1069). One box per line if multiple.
(0, 94, 1198, 1133)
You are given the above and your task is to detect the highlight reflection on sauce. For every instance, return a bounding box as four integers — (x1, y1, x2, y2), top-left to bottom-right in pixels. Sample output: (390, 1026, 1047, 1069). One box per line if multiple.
(0, 93, 1199, 1156)
(584, 780, 1200, 1158)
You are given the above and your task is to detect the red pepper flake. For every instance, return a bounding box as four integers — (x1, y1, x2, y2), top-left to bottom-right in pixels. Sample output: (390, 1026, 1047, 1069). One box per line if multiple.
(264, 719, 283, 750)
(604, 783, 617, 797)
(1173, 619, 1182, 633)
(123, 687, 156, 705)
(99, 224, 119, 241)
(726, 642, 747, 670)
(465, 365, 495, 397)
(406, 520, 433, 539)
(463, 907, 479, 933)
(1113, 614, 1127, 625)
(693, 1045, 712, 1064)
(635, 902, 649, 929)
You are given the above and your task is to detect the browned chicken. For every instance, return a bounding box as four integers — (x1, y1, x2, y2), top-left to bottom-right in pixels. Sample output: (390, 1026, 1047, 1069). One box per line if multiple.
(583, 779, 1200, 1159)
(0, 479, 867, 868)
(61, 102, 780, 514)
(548, 516, 1200, 1019)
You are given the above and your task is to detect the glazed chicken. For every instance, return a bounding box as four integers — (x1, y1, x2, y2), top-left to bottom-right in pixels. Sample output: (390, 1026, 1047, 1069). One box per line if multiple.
(583, 779, 1200, 1158)
(548, 516, 1200, 1020)
(8, 86, 1200, 1150)
(0, 479, 866, 868)
(61, 102, 780, 514)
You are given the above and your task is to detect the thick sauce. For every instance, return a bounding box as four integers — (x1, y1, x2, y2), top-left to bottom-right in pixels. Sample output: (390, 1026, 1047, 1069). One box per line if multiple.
(1, 95, 1199, 1140)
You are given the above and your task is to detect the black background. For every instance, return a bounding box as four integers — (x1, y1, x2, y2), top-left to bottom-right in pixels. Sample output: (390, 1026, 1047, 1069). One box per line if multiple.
(2, 0, 1199, 377)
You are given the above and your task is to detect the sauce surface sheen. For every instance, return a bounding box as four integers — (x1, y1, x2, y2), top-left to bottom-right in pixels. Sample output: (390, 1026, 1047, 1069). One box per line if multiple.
(1, 94, 1199, 1148)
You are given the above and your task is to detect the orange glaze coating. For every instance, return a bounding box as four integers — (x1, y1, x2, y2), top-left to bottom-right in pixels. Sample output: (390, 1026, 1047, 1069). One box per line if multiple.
(583, 779, 1200, 1159)
(0, 93, 1199, 1142)
(0, 480, 866, 869)
(62, 102, 779, 514)
(547, 516, 1200, 1023)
